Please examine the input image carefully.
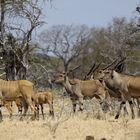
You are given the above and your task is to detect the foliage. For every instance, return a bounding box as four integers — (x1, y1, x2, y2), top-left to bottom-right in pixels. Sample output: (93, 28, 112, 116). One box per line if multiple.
(1, 1, 140, 85)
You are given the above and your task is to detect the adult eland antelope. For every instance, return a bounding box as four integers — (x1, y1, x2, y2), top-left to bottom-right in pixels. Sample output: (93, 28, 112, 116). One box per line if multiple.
(95, 69, 140, 119)
(0, 79, 36, 119)
(52, 69, 110, 113)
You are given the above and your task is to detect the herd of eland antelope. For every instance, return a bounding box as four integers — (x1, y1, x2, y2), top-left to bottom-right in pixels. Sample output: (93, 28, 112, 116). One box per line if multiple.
(0, 57, 140, 121)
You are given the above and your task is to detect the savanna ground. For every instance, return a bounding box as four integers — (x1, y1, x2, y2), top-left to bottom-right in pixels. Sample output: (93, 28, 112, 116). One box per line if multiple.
(0, 89, 140, 140)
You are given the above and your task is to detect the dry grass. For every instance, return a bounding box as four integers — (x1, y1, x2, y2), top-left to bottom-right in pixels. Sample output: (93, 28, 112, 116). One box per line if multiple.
(0, 92, 140, 140)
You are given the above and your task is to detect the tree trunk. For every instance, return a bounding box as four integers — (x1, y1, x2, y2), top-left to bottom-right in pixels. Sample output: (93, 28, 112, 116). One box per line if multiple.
(0, 0, 5, 47)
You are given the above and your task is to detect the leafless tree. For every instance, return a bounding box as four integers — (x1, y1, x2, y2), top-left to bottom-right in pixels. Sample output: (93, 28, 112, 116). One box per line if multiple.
(0, 0, 52, 80)
(40, 25, 90, 72)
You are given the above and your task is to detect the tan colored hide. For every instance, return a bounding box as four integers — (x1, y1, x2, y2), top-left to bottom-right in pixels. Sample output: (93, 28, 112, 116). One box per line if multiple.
(0, 79, 36, 119)
(32, 91, 54, 119)
(53, 73, 109, 112)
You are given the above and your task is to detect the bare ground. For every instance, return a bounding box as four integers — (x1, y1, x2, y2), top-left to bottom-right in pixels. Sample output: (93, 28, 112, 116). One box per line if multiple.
(0, 94, 140, 140)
